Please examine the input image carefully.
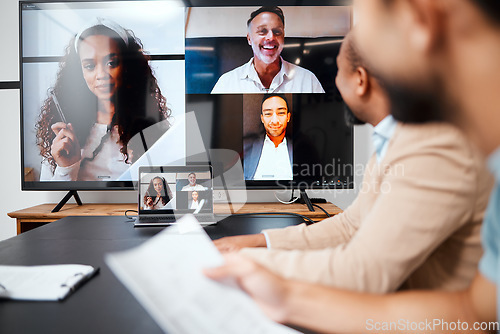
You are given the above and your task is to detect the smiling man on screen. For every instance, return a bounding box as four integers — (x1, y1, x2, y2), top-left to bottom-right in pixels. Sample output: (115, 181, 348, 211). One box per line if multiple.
(211, 6, 324, 94)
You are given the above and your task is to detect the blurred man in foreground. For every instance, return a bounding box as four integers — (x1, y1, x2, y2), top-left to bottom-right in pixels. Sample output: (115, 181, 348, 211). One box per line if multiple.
(206, 0, 500, 332)
(215, 33, 491, 294)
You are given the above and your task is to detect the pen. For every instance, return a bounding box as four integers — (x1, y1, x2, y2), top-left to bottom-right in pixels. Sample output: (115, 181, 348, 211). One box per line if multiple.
(50, 91, 67, 124)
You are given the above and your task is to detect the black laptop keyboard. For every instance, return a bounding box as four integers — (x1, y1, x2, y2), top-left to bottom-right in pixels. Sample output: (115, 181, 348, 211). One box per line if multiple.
(138, 215, 217, 223)
(139, 215, 176, 221)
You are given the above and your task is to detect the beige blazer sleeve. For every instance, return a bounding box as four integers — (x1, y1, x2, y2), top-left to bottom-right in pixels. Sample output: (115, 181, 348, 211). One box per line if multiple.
(262, 191, 363, 250)
(241, 124, 489, 293)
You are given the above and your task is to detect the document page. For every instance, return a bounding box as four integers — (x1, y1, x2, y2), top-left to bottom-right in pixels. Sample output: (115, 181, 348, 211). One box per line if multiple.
(106, 215, 300, 334)
(0, 264, 97, 301)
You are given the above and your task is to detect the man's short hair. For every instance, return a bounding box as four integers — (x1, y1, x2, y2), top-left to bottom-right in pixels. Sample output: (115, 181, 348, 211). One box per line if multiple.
(345, 36, 368, 73)
(344, 34, 383, 85)
(247, 6, 285, 27)
(261, 94, 289, 113)
(188, 172, 196, 177)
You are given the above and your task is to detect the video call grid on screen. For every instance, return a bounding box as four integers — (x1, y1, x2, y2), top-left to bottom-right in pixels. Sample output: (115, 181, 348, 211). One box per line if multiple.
(139, 169, 212, 214)
(20, 1, 354, 190)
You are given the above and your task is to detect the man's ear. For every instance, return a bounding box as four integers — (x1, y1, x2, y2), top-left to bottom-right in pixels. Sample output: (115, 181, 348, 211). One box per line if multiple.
(247, 33, 251, 46)
(355, 66, 370, 97)
(405, 0, 446, 54)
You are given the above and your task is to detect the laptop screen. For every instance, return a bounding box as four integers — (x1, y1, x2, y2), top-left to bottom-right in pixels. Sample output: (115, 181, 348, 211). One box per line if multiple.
(138, 166, 213, 215)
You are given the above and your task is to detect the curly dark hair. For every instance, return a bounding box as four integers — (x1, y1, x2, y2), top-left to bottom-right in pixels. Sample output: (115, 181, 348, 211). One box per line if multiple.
(144, 176, 172, 207)
(36, 24, 170, 172)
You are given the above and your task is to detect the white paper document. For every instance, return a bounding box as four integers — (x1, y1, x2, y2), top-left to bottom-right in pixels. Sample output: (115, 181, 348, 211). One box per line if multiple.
(0, 264, 98, 301)
(105, 215, 300, 334)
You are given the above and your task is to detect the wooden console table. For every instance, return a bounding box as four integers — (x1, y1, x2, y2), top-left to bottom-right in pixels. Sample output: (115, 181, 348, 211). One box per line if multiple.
(8, 202, 342, 235)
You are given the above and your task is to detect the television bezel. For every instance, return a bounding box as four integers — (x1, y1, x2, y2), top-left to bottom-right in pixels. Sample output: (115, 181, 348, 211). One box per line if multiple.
(19, 0, 354, 192)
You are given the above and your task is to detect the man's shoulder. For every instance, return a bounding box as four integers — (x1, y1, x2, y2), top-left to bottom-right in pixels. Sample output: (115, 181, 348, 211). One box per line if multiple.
(219, 63, 248, 79)
(392, 122, 468, 150)
(282, 59, 318, 78)
(211, 61, 251, 93)
(281, 59, 324, 92)
(283, 60, 310, 72)
(244, 134, 264, 149)
(385, 122, 479, 170)
(215, 61, 251, 82)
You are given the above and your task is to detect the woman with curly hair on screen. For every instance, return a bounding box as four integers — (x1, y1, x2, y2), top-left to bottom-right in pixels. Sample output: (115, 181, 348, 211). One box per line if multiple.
(143, 176, 173, 210)
(37, 19, 170, 181)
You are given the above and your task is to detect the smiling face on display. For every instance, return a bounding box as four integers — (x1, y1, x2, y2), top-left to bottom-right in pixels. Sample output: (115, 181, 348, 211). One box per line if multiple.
(188, 173, 196, 186)
(78, 34, 123, 101)
(261, 96, 290, 138)
(247, 12, 285, 65)
(153, 178, 163, 195)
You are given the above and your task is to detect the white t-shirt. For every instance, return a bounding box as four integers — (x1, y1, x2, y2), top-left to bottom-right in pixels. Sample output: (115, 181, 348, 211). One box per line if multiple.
(211, 57, 325, 94)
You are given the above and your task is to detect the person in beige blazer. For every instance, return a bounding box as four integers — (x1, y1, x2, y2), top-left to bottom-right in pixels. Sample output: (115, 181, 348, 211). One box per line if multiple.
(205, 1, 500, 332)
(214, 33, 493, 293)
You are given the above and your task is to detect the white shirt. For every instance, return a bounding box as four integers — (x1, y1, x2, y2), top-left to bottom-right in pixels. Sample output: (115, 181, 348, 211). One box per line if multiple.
(181, 184, 207, 191)
(211, 57, 325, 94)
(190, 199, 205, 214)
(253, 135, 293, 180)
(190, 199, 205, 210)
(372, 115, 397, 163)
(41, 124, 130, 181)
(144, 196, 168, 210)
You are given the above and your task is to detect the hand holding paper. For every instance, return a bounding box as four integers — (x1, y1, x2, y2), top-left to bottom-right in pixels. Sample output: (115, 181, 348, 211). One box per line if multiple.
(105, 215, 300, 334)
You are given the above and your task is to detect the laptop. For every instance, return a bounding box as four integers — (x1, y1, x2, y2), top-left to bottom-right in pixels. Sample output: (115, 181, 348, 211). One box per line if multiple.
(134, 166, 218, 227)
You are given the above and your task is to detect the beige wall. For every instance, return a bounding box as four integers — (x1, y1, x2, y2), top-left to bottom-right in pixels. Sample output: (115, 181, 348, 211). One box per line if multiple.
(186, 6, 351, 38)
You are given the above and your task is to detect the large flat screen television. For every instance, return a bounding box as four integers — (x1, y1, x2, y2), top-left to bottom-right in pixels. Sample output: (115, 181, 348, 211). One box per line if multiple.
(20, 0, 354, 198)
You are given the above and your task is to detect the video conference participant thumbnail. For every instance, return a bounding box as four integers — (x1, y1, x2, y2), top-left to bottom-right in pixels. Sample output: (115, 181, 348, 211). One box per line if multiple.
(37, 19, 173, 182)
(181, 172, 208, 191)
(211, 6, 324, 94)
(244, 94, 292, 180)
(189, 191, 205, 213)
(142, 175, 174, 211)
(175, 172, 211, 212)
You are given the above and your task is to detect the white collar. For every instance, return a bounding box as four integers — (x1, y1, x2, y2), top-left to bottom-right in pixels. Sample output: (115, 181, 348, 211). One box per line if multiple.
(373, 115, 397, 141)
(243, 57, 289, 82)
(264, 134, 287, 147)
(488, 146, 500, 180)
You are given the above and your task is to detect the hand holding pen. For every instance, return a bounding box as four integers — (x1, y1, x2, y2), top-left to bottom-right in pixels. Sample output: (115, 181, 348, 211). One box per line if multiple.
(49, 92, 81, 167)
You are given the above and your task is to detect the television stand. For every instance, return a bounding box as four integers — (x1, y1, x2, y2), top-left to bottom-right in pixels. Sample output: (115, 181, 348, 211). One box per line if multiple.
(299, 189, 315, 212)
(52, 190, 83, 213)
(8, 203, 343, 235)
